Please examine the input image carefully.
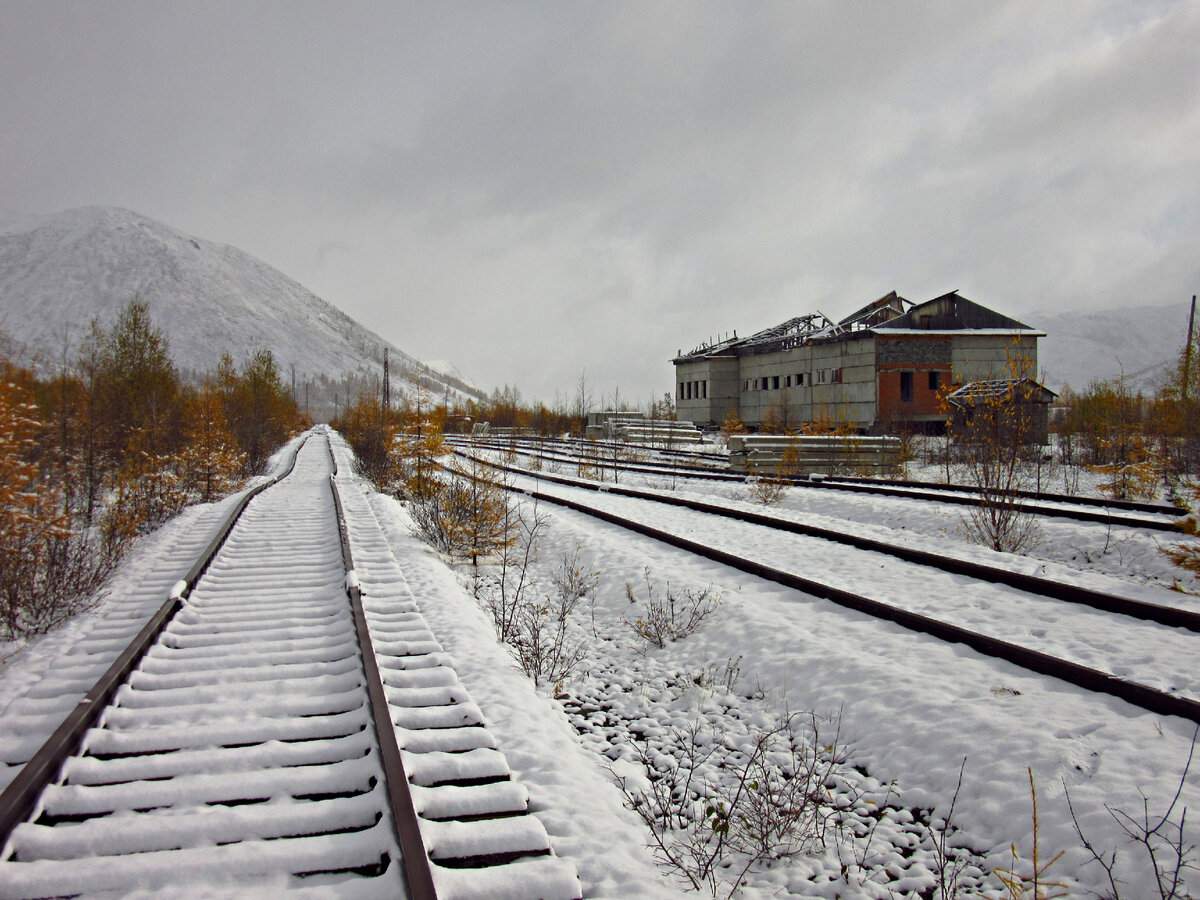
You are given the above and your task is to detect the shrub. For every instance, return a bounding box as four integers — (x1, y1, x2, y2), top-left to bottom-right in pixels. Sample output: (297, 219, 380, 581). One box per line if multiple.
(510, 550, 592, 687)
(625, 568, 723, 648)
(613, 710, 846, 898)
(747, 474, 787, 506)
(473, 506, 593, 687)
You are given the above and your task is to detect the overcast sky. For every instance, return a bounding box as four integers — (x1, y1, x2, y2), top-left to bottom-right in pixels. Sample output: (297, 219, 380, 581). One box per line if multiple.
(2, 1, 1198, 404)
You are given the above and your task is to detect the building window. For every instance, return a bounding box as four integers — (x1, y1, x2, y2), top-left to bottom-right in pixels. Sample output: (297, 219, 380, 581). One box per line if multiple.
(772, 375, 780, 390)
(900, 371, 914, 402)
(831, 368, 842, 384)
(817, 369, 826, 385)
(798, 373, 805, 386)
(785, 375, 792, 388)
(701, 381, 707, 399)
(679, 382, 685, 399)
(929, 371, 940, 391)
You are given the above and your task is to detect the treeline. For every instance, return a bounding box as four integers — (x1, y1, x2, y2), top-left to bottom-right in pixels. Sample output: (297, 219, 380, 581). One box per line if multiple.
(1, 297, 307, 640)
(1050, 338, 1200, 502)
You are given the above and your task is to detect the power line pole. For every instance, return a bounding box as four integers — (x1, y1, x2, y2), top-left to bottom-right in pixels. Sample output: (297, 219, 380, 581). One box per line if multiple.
(1185, 295, 1197, 402)
(383, 348, 390, 410)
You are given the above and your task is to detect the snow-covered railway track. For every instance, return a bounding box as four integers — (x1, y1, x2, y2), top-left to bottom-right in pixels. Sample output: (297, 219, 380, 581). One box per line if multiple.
(464, 451, 1200, 633)
(494, 466, 1200, 726)
(0, 432, 580, 900)
(455, 436, 1184, 530)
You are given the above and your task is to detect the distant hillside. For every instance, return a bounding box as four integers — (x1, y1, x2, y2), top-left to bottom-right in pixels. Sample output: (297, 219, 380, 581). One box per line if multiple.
(1028, 302, 1190, 395)
(0, 206, 485, 415)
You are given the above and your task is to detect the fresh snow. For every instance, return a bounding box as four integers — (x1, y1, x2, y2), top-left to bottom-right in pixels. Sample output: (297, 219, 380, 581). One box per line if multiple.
(1, 432, 1196, 898)
(434, 444, 1199, 898)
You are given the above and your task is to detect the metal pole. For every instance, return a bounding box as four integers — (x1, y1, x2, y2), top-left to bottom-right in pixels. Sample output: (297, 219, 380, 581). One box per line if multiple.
(1185, 295, 1197, 402)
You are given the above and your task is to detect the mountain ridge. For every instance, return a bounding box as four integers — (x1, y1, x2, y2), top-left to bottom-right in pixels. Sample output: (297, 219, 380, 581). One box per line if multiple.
(0, 206, 485, 409)
(1029, 301, 1187, 396)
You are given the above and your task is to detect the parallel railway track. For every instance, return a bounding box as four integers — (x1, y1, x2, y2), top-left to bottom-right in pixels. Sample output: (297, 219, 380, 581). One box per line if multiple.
(460, 451, 1200, 633)
(455, 436, 1184, 531)
(0, 431, 580, 900)
(450, 448, 1200, 726)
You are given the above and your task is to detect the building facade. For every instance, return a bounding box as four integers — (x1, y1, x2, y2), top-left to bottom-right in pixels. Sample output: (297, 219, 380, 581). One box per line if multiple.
(672, 291, 1044, 435)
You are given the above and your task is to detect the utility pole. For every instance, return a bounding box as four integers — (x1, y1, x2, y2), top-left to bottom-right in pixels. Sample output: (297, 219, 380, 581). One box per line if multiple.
(1185, 295, 1197, 402)
(383, 348, 390, 410)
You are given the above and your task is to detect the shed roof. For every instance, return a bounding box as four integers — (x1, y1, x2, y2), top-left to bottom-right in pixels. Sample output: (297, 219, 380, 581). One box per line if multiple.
(945, 378, 1058, 410)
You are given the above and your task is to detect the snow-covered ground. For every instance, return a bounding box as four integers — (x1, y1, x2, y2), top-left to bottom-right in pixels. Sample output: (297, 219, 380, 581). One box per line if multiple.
(432, 445, 1200, 898)
(2, 434, 1197, 898)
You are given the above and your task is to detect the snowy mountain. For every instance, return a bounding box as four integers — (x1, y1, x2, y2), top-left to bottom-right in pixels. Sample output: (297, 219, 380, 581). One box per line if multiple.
(0, 206, 485, 406)
(1027, 301, 1190, 395)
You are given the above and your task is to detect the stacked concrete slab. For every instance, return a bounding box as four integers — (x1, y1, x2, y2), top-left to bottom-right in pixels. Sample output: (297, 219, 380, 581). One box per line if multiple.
(728, 433, 901, 476)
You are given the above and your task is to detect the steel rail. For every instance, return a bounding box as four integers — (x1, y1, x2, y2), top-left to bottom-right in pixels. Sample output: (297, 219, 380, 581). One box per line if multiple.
(534, 435, 1185, 517)
(454, 437, 1183, 531)
(811, 472, 1185, 517)
(0, 435, 310, 847)
(488, 468, 1200, 725)
(328, 450, 438, 900)
(459, 451, 1200, 634)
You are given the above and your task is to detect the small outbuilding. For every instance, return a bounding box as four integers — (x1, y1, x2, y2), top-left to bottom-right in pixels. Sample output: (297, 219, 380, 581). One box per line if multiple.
(944, 378, 1058, 445)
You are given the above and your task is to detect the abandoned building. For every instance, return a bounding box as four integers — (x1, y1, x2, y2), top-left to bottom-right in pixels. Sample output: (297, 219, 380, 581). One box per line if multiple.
(672, 291, 1048, 437)
(945, 378, 1058, 444)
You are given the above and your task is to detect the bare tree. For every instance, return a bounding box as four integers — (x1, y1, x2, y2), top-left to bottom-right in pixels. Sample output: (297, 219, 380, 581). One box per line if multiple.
(574, 368, 593, 435)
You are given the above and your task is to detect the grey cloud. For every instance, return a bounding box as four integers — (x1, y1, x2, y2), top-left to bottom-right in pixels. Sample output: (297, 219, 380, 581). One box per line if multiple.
(1, 1, 1197, 402)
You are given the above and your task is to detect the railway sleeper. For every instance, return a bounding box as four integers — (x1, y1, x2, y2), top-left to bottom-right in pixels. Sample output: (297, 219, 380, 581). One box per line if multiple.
(12, 797, 384, 860)
(1, 821, 397, 897)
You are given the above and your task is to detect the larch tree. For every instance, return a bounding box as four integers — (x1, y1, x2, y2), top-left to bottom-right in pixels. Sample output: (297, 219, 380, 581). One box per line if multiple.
(396, 383, 446, 500)
(223, 349, 294, 473)
(0, 375, 69, 637)
(94, 296, 182, 462)
(178, 386, 245, 503)
(722, 404, 747, 436)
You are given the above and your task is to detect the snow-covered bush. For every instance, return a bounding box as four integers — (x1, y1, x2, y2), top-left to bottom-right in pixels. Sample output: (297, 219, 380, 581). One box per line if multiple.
(624, 568, 723, 648)
(613, 710, 846, 897)
(0, 375, 114, 640)
(510, 551, 592, 687)
(472, 502, 593, 687)
(747, 474, 787, 506)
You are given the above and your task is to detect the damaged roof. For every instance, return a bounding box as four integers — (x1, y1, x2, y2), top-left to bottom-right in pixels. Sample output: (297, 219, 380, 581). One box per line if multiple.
(673, 291, 1042, 363)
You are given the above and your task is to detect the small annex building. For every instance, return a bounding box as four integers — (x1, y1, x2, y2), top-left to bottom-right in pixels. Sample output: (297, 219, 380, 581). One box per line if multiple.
(945, 378, 1058, 444)
(672, 291, 1047, 437)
